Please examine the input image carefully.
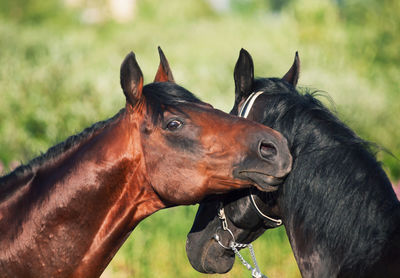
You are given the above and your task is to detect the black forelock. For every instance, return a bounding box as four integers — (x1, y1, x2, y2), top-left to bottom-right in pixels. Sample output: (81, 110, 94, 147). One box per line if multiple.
(143, 82, 203, 123)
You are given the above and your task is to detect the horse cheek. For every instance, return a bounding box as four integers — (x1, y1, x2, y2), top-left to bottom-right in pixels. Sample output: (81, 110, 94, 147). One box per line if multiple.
(156, 166, 208, 205)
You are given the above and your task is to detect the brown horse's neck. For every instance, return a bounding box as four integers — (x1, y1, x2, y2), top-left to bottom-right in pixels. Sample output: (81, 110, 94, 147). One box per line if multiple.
(0, 110, 165, 278)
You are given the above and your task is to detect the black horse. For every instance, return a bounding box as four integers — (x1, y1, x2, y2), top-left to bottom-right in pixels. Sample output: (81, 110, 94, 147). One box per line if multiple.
(186, 49, 400, 278)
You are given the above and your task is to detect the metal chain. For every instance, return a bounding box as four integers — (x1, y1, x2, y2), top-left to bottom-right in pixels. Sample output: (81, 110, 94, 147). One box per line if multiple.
(215, 206, 269, 278)
(230, 243, 253, 271)
(230, 242, 268, 278)
(249, 244, 262, 276)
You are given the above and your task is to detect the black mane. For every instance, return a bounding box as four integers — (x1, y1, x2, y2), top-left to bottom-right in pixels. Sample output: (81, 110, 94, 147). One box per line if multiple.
(252, 78, 372, 155)
(254, 77, 400, 275)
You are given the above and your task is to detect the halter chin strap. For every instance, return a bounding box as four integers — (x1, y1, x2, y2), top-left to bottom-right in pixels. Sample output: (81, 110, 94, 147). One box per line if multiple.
(238, 91, 283, 227)
(249, 189, 282, 227)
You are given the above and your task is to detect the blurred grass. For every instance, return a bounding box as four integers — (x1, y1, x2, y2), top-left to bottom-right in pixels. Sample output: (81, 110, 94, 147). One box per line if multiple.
(105, 206, 299, 278)
(1, 0, 399, 277)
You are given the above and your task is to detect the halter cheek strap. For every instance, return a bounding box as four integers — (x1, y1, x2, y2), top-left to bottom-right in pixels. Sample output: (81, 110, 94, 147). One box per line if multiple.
(238, 91, 264, 118)
(238, 92, 283, 227)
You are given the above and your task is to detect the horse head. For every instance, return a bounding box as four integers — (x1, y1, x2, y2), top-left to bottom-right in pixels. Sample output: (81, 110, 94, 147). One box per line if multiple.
(120, 47, 293, 206)
(186, 49, 300, 273)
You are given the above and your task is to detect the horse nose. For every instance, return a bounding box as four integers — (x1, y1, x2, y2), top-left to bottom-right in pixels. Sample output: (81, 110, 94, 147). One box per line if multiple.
(258, 140, 278, 160)
(257, 137, 292, 178)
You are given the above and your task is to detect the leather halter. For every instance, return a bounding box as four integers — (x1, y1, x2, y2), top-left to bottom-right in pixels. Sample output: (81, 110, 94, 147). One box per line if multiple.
(238, 91, 264, 118)
(249, 188, 282, 227)
(238, 91, 282, 227)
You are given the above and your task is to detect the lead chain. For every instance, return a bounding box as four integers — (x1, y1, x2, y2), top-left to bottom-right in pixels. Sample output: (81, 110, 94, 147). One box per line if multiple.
(215, 206, 269, 278)
(230, 242, 268, 278)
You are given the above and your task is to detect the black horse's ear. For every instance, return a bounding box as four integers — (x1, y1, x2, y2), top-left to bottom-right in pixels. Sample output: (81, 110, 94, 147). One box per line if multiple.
(154, 46, 175, 83)
(282, 51, 300, 87)
(234, 48, 254, 100)
(120, 51, 144, 107)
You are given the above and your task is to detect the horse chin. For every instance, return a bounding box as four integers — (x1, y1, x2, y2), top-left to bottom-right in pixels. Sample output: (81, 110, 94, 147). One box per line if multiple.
(186, 238, 235, 274)
(202, 248, 235, 274)
(238, 171, 282, 192)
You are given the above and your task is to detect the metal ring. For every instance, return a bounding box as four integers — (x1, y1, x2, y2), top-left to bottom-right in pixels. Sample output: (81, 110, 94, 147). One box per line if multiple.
(213, 226, 236, 249)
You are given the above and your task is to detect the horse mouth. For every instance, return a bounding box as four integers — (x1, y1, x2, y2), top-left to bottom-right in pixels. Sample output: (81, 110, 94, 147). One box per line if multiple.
(197, 239, 235, 274)
(238, 171, 283, 192)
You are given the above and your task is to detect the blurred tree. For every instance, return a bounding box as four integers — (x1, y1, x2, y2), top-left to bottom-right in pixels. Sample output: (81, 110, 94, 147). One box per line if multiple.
(230, 0, 268, 14)
(0, 0, 67, 23)
(268, 0, 293, 11)
(340, 0, 400, 78)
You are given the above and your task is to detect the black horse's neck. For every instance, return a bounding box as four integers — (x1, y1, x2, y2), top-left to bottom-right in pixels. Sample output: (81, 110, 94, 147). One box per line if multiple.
(282, 145, 400, 277)
(254, 79, 400, 277)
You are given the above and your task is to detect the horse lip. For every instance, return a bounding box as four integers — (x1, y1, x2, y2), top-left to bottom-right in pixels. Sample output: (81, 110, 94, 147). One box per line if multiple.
(238, 170, 283, 191)
(201, 238, 234, 274)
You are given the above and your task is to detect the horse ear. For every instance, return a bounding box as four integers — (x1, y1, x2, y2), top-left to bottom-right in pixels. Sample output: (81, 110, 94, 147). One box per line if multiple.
(120, 51, 144, 107)
(154, 46, 175, 83)
(234, 48, 254, 100)
(282, 51, 300, 87)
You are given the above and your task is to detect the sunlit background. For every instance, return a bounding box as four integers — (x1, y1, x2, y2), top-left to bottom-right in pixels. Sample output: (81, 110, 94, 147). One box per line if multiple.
(1, 0, 399, 277)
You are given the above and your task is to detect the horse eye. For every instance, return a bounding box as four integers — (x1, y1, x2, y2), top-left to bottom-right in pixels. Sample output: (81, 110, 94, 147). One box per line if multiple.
(166, 119, 183, 131)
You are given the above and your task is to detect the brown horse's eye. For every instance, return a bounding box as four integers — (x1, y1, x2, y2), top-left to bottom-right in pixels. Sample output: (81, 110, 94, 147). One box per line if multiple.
(166, 119, 183, 131)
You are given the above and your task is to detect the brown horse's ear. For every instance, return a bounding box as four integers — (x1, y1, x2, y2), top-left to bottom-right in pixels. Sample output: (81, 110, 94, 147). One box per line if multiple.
(120, 51, 144, 107)
(154, 46, 175, 83)
(234, 48, 254, 101)
(282, 51, 300, 87)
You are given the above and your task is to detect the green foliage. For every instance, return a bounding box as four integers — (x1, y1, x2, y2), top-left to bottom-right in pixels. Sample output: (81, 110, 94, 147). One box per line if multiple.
(1, 0, 399, 277)
(341, 0, 400, 65)
(136, 0, 214, 22)
(0, 0, 77, 24)
(230, 0, 269, 14)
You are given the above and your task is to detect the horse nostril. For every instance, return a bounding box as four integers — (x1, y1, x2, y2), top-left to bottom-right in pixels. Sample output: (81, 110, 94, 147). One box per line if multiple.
(259, 141, 277, 160)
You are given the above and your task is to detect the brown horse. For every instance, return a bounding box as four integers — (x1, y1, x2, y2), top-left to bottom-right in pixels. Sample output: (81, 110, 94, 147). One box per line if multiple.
(0, 48, 292, 278)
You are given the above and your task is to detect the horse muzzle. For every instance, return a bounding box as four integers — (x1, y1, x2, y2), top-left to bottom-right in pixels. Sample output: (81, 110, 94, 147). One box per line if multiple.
(234, 135, 292, 192)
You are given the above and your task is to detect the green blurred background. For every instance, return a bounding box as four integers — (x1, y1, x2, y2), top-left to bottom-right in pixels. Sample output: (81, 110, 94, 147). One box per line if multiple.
(0, 0, 399, 277)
